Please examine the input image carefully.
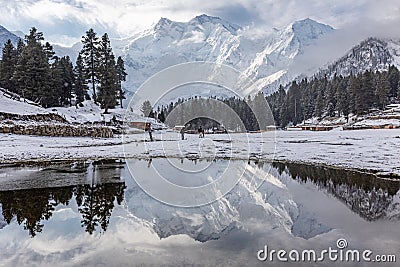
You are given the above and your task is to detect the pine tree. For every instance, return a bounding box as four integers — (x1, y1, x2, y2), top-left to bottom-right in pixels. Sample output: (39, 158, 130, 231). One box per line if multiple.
(336, 76, 350, 120)
(74, 52, 89, 104)
(347, 74, 356, 114)
(388, 65, 400, 97)
(43, 42, 56, 62)
(48, 56, 64, 106)
(46, 45, 65, 107)
(157, 110, 166, 122)
(301, 81, 314, 120)
(325, 75, 338, 117)
(361, 70, 375, 113)
(13, 27, 51, 106)
(81, 28, 100, 102)
(313, 81, 324, 118)
(16, 39, 25, 57)
(141, 100, 153, 117)
(277, 86, 287, 126)
(375, 71, 391, 110)
(116, 56, 127, 108)
(286, 81, 303, 124)
(60, 56, 75, 106)
(0, 39, 17, 92)
(97, 33, 118, 113)
(398, 79, 400, 100)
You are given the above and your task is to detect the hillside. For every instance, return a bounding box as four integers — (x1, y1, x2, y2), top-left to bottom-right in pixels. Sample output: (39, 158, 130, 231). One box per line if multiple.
(322, 37, 400, 79)
(0, 25, 20, 48)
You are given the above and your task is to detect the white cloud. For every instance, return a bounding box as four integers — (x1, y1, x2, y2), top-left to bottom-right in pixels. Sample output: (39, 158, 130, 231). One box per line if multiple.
(0, 0, 399, 46)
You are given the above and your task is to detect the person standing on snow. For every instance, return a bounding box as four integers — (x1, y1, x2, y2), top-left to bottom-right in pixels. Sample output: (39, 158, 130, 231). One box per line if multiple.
(180, 127, 185, 140)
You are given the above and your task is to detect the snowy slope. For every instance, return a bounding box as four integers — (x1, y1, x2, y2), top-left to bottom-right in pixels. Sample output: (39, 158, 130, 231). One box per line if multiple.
(116, 14, 252, 99)
(0, 93, 124, 124)
(243, 18, 334, 92)
(0, 93, 47, 115)
(53, 42, 80, 62)
(322, 37, 400, 78)
(49, 100, 125, 123)
(0, 25, 20, 49)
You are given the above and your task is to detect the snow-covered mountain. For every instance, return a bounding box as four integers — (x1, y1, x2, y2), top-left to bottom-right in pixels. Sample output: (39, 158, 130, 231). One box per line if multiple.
(114, 15, 335, 100)
(0, 16, 350, 102)
(0, 26, 80, 62)
(0, 25, 20, 48)
(243, 18, 334, 91)
(53, 42, 81, 62)
(322, 37, 400, 79)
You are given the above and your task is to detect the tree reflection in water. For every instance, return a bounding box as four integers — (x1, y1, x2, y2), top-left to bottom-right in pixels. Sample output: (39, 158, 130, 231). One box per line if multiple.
(272, 162, 400, 220)
(1, 159, 399, 237)
(0, 163, 126, 237)
(75, 183, 126, 235)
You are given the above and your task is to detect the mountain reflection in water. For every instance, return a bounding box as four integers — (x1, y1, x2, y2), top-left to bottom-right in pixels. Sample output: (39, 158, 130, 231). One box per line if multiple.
(0, 159, 399, 239)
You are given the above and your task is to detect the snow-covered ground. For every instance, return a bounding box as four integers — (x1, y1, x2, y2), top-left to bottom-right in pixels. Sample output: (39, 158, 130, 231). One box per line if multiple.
(0, 92, 46, 115)
(50, 100, 126, 123)
(1, 128, 400, 175)
(2, 93, 400, 175)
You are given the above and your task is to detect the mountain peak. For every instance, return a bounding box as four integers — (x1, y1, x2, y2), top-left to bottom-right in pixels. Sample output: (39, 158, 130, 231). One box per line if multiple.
(293, 18, 320, 26)
(191, 14, 222, 23)
(288, 18, 334, 43)
(154, 17, 173, 30)
(189, 14, 241, 34)
(291, 18, 334, 33)
(0, 25, 21, 47)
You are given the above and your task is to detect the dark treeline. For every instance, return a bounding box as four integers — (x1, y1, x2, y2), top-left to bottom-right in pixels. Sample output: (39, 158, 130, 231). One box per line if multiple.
(267, 66, 400, 127)
(0, 27, 127, 112)
(143, 92, 270, 132)
(144, 66, 400, 130)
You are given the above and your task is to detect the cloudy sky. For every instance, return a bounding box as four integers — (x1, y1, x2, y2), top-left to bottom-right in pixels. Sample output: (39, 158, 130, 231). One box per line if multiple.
(0, 0, 399, 46)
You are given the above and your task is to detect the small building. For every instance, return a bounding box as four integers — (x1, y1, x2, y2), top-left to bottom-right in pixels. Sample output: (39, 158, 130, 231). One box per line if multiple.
(301, 125, 334, 131)
(286, 126, 302, 131)
(173, 125, 185, 131)
(265, 125, 278, 131)
(129, 121, 151, 131)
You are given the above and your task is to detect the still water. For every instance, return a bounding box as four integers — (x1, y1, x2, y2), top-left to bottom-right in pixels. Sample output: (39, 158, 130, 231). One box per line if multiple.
(0, 159, 399, 266)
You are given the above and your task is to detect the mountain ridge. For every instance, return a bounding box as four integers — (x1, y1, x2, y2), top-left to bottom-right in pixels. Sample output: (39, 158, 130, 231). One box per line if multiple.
(114, 14, 336, 101)
(0, 25, 21, 48)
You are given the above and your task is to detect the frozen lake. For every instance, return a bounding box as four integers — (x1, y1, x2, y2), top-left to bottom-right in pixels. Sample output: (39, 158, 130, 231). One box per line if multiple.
(0, 159, 399, 266)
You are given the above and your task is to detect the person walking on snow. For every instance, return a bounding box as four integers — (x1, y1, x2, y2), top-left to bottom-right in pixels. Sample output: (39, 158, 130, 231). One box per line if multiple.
(180, 127, 185, 140)
(198, 126, 204, 138)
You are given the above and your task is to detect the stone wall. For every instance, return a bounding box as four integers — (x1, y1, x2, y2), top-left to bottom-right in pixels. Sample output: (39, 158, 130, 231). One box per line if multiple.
(0, 111, 117, 138)
(0, 112, 68, 123)
(0, 122, 113, 138)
